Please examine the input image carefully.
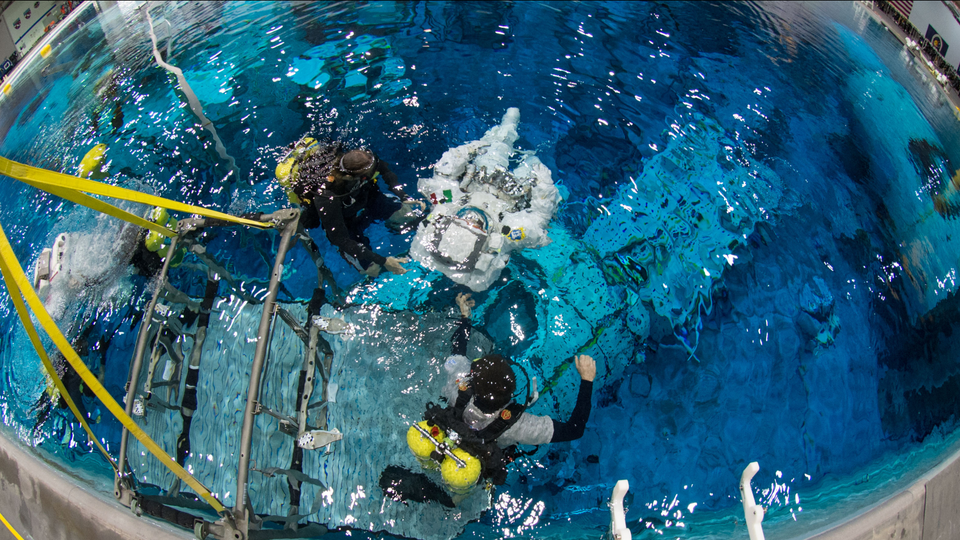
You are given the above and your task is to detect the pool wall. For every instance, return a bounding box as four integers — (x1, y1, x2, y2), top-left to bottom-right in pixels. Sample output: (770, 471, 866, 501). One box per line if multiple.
(873, 0, 960, 108)
(801, 439, 960, 540)
(2, 1, 960, 540)
(2, 419, 960, 540)
(0, 430, 189, 540)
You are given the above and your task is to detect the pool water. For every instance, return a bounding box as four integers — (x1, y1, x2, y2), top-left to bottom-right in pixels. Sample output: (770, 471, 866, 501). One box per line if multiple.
(3, 1, 960, 539)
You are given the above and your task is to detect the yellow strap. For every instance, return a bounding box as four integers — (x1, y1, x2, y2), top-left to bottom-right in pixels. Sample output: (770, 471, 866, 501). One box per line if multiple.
(0, 156, 267, 230)
(20, 178, 175, 238)
(0, 252, 117, 471)
(0, 508, 24, 540)
(0, 223, 226, 513)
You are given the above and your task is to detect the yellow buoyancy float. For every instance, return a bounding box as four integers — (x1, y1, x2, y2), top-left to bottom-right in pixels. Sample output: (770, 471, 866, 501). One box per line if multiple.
(407, 420, 443, 470)
(275, 136, 320, 204)
(144, 207, 184, 266)
(440, 447, 482, 494)
(78, 144, 108, 179)
(407, 420, 483, 492)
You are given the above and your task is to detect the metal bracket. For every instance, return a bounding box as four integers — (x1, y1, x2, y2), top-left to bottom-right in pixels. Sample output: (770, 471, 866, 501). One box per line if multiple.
(259, 208, 299, 231)
(114, 475, 137, 508)
(297, 428, 342, 450)
(209, 516, 244, 540)
(177, 217, 205, 235)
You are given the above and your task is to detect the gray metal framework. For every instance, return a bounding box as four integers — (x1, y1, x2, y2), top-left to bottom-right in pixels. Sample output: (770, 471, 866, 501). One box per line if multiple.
(114, 208, 339, 539)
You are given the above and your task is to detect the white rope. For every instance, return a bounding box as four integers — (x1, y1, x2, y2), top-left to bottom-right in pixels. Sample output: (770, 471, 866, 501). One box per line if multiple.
(145, 8, 239, 180)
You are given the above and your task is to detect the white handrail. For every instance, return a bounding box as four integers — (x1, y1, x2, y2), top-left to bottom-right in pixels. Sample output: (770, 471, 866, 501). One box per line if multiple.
(608, 479, 632, 540)
(740, 462, 765, 540)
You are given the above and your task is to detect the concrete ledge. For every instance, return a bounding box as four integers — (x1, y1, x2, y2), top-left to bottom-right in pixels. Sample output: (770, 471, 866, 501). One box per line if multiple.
(922, 453, 960, 540)
(0, 417, 957, 540)
(805, 482, 925, 540)
(804, 441, 960, 540)
(0, 433, 190, 540)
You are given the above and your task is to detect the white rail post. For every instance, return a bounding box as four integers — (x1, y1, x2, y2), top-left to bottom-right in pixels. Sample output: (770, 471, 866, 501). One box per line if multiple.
(740, 462, 765, 540)
(608, 479, 632, 540)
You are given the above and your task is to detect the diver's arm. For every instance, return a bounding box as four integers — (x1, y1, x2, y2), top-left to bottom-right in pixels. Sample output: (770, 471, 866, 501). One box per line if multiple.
(549, 379, 593, 442)
(313, 195, 386, 267)
(549, 355, 596, 443)
(376, 160, 425, 210)
(375, 160, 409, 199)
(451, 319, 471, 356)
(377, 160, 427, 211)
(451, 293, 474, 356)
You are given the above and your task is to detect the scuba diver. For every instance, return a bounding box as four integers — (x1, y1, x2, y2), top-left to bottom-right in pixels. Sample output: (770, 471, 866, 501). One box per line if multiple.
(30, 334, 101, 439)
(276, 138, 426, 278)
(381, 293, 596, 506)
(29, 209, 184, 440)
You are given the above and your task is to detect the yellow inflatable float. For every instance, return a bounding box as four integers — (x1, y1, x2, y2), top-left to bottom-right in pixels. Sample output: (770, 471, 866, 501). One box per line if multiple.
(144, 207, 184, 267)
(275, 136, 320, 204)
(78, 143, 107, 179)
(406, 420, 482, 494)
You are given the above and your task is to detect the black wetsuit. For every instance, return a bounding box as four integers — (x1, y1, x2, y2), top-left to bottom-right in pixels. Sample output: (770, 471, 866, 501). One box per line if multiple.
(301, 157, 410, 270)
(451, 318, 593, 443)
(379, 317, 594, 506)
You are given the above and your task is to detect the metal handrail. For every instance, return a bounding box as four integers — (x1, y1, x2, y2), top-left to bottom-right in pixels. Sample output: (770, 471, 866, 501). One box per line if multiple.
(233, 208, 300, 534)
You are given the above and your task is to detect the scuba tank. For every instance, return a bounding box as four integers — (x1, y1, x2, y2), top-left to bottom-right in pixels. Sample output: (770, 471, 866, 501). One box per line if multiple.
(275, 137, 342, 204)
(406, 358, 540, 493)
(407, 420, 483, 494)
(275, 137, 320, 204)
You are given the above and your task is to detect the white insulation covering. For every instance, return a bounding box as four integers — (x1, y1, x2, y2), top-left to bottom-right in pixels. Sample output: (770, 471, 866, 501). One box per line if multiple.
(410, 108, 560, 291)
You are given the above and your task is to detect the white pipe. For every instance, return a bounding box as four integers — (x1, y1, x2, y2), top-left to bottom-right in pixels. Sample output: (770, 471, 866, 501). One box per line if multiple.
(740, 462, 765, 540)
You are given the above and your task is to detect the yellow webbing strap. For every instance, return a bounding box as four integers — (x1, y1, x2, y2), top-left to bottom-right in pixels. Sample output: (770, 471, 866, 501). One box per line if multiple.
(0, 223, 227, 514)
(0, 156, 268, 231)
(0, 248, 118, 472)
(0, 508, 24, 540)
(20, 178, 174, 238)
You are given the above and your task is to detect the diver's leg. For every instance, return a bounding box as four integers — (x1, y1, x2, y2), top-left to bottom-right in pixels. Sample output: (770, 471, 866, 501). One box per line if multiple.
(379, 465, 456, 508)
(344, 215, 374, 257)
(297, 223, 343, 301)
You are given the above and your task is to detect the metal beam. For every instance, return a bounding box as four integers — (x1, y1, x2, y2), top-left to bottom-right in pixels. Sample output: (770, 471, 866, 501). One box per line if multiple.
(232, 208, 300, 537)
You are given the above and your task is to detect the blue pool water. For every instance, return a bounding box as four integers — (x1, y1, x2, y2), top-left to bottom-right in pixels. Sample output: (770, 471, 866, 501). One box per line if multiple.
(3, 1, 960, 539)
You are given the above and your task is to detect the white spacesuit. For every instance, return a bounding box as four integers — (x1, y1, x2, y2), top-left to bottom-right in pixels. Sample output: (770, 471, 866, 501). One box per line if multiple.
(410, 108, 560, 291)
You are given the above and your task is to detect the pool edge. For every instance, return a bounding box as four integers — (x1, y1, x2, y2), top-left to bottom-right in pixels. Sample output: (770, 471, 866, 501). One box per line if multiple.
(0, 430, 191, 540)
(796, 439, 960, 540)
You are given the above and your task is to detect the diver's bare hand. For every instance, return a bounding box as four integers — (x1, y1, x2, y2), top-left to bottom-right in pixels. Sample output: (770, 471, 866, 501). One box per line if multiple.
(456, 293, 475, 318)
(362, 263, 382, 278)
(575, 354, 596, 382)
(384, 256, 409, 275)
